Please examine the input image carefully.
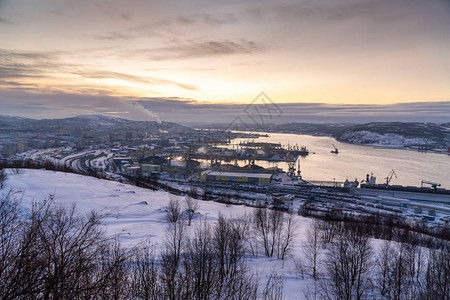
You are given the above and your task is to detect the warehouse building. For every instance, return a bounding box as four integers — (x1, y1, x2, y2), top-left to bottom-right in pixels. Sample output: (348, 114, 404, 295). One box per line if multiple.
(141, 164, 161, 176)
(124, 165, 140, 176)
(200, 170, 273, 184)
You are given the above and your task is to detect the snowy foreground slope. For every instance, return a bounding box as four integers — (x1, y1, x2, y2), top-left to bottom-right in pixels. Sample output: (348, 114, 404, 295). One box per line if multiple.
(5, 169, 314, 299)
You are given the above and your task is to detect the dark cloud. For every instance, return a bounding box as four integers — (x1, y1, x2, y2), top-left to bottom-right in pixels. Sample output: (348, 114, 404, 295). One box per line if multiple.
(175, 13, 239, 26)
(130, 39, 264, 61)
(71, 69, 198, 91)
(0, 80, 22, 86)
(0, 89, 160, 122)
(248, 0, 446, 24)
(94, 31, 136, 41)
(0, 67, 43, 79)
(0, 17, 12, 24)
(139, 98, 450, 124)
(0, 48, 198, 91)
(0, 48, 61, 61)
(0, 49, 72, 82)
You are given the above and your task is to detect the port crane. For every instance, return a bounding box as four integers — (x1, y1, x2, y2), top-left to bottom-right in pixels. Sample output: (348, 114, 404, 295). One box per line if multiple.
(385, 169, 397, 186)
(421, 180, 441, 191)
(331, 144, 339, 154)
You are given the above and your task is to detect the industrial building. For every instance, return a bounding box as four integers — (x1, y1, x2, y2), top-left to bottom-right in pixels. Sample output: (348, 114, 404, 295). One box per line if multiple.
(200, 170, 273, 184)
(124, 165, 140, 176)
(141, 164, 161, 176)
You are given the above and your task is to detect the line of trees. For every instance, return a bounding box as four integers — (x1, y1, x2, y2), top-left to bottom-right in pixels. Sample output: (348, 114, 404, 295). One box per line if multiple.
(299, 203, 450, 247)
(298, 219, 450, 300)
(1, 190, 292, 300)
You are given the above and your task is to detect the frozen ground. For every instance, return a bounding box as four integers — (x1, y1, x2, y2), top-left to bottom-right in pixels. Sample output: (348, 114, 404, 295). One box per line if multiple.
(4, 169, 314, 299)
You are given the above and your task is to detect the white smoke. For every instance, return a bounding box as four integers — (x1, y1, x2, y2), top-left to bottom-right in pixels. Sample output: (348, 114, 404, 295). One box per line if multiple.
(105, 100, 161, 123)
(127, 101, 161, 123)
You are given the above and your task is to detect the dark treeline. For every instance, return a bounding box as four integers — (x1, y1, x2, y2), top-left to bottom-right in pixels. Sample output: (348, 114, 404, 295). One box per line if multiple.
(0, 159, 104, 179)
(299, 202, 450, 247)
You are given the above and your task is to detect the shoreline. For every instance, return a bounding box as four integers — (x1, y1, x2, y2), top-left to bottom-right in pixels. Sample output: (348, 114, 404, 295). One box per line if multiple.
(231, 130, 450, 156)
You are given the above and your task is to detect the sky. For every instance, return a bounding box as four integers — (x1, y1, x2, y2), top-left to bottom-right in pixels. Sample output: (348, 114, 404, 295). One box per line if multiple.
(0, 0, 449, 122)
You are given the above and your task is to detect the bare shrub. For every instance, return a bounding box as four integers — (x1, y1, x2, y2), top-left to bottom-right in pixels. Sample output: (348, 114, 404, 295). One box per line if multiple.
(184, 196, 199, 226)
(165, 198, 181, 223)
(294, 256, 305, 279)
(0, 194, 129, 300)
(37, 204, 112, 299)
(0, 169, 7, 189)
(9, 167, 23, 175)
(130, 242, 161, 299)
(188, 187, 198, 198)
(261, 271, 284, 300)
(97, 240, 131, 300)
(0, 193, 54, 299)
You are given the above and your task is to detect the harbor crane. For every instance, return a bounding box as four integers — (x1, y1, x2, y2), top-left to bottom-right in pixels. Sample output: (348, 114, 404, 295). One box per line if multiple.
(421, 180, 441, 191)
(385, 169, 397, 186)
(331, 144, 339, 154)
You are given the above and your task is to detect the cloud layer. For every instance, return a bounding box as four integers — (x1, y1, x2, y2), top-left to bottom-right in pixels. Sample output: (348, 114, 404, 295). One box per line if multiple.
(0, 0, 449, 116)
(1, 88, 448, 124)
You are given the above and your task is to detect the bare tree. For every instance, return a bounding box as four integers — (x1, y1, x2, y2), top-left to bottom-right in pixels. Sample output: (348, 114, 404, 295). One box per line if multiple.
(0, 169, 7, 189)
(160, 219, 186, 300)
(183, 219, 216, 299)
(261, 271, 284, 300)
(0, 193, 55, 300)
(277, 213, 297, 260)
(0, 194, 132, 300)
(422, 245, 450, 300)
(37, 204, 111, 299)
(130, 242, 161, 300)
(165, 198, 181, 223)
(97, 239, 131, 300)
(294, 256, 305, 279)
(320, 227, 373, 300)
(319, 220, 340, 244)
(213, 215, 252, 299)
(303, 219, 322, 279)
(184, 196, 199, 226)
(379, 242, 417, 300)
(239, 212, 258, 256)
(253, 208, 284, 257)
(375, 240, 394, 298)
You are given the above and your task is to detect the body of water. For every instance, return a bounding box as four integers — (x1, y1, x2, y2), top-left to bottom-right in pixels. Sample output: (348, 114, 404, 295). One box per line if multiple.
(225, 132, 450, 189)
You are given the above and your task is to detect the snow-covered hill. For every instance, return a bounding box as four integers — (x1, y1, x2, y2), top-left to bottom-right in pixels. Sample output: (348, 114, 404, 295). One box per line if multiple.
(339, 131, 430, 147)
(4, 169, 312, 299)
(337, 122, 449, 148)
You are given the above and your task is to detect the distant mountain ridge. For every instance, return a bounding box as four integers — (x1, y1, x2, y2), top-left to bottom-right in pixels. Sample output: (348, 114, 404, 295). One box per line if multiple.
(1, 115, 448, 149)
(0, 114, 194, 133)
